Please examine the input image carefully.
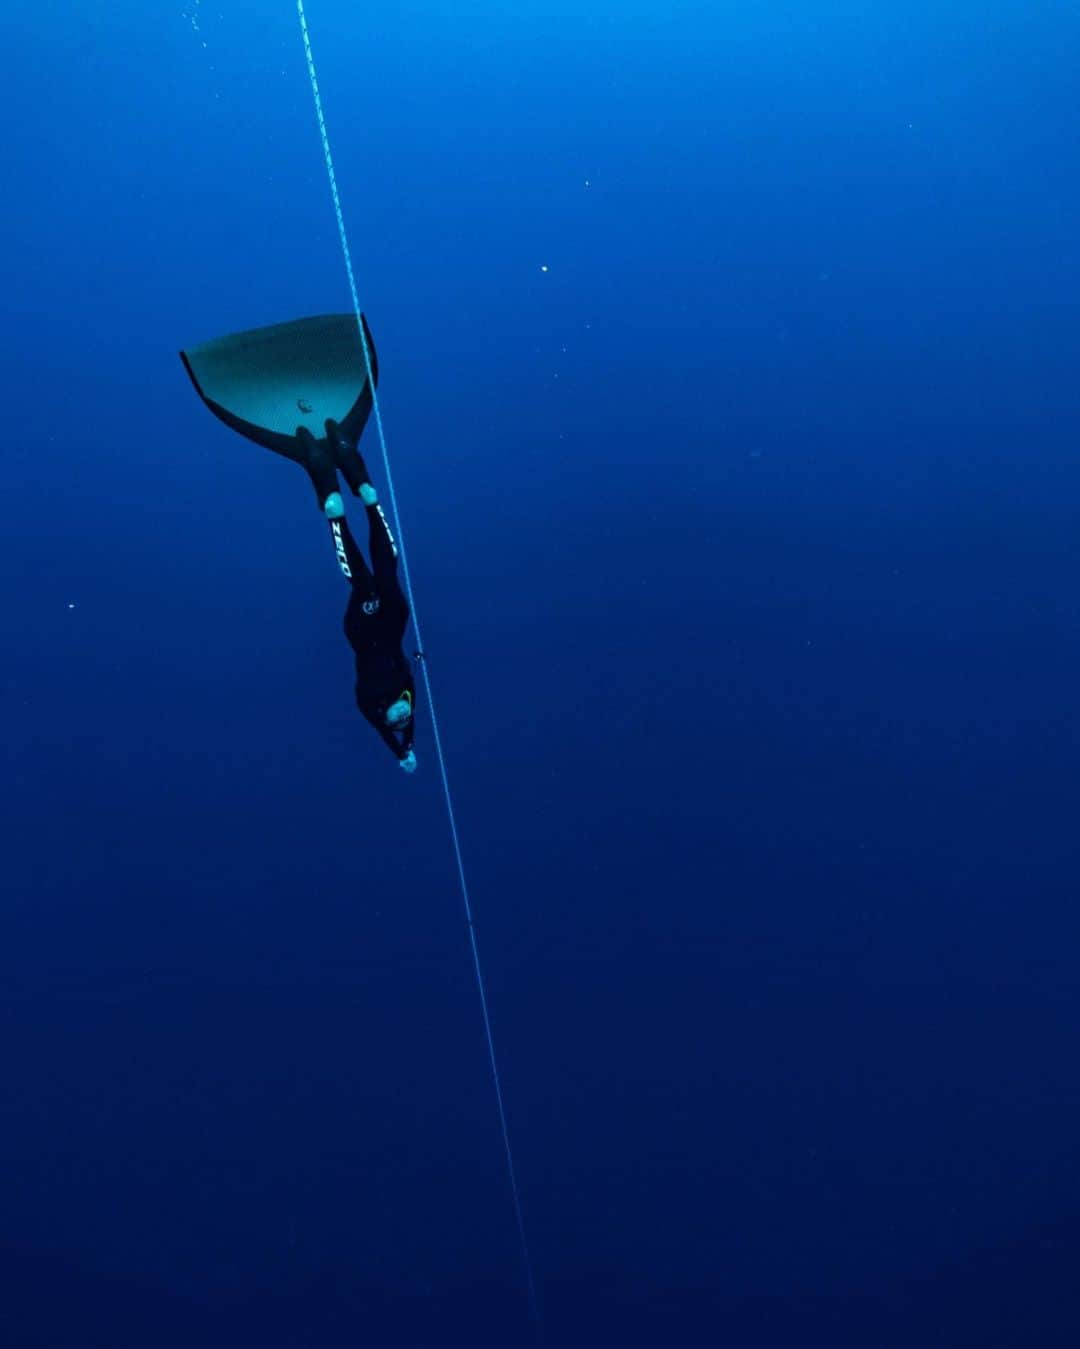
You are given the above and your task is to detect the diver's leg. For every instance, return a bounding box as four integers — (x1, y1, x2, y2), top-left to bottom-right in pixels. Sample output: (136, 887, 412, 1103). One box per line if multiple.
(366, 500, 400, 582)
(322, 420, 394, 569)
(327, 512, 374, 589)
(326, 418, 370, 498)
(321, 420, 401, 598)
(296, 427, 382, 593)
(296, 426, 341, 510)
(367, 502, 409, 638)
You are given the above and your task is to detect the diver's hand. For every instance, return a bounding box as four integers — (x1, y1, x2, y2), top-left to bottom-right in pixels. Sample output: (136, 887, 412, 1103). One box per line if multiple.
(399, 750, 417, 774)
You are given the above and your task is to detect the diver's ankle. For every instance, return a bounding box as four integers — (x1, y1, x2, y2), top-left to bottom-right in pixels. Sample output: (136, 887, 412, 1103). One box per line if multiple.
(323, 491, 346, 520)
(359, 483, 378, 507)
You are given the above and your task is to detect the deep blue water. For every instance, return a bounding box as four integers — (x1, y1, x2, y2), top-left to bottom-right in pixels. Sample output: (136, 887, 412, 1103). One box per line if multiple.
(4, 1, 1080, 1343)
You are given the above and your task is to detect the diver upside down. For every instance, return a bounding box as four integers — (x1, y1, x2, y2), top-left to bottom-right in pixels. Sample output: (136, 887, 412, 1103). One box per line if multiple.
(180, 313, 417, 771)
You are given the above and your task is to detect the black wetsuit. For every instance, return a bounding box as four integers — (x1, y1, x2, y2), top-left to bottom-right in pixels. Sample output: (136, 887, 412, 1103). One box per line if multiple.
(329, 502, 415, 762)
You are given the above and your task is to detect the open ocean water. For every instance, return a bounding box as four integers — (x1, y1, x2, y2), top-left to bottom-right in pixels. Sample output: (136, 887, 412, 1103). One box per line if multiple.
(4, 1, 1080, 1344)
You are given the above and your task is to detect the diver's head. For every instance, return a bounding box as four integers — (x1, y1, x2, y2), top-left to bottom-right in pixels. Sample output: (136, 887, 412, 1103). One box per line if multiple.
(385, 697, 412, 731)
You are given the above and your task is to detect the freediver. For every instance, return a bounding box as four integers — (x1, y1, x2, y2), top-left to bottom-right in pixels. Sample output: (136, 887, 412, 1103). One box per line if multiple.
(180, 313, 416, 772)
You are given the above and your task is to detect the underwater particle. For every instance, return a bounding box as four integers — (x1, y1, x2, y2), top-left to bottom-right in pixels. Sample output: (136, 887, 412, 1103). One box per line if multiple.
(68, 602, 76, 609)
(540, 264, 549, 272)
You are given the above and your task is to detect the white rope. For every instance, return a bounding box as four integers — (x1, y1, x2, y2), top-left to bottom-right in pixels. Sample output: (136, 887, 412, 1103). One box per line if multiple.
(296, 3, 541, 1336)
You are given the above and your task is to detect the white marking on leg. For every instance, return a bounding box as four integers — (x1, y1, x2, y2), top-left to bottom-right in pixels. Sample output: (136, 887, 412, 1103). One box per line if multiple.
(331, 521, 352, 579)
(376, 503, 398, 558)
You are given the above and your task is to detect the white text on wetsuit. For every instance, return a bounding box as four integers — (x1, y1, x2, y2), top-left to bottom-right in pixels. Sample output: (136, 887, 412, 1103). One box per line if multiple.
(331, 521, 352, 579)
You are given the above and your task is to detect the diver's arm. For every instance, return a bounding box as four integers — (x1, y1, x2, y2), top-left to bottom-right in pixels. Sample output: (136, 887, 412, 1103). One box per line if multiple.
(370, 717, 408, 761)
(380, 719, 416, 772)
(367, 713, 415, 769)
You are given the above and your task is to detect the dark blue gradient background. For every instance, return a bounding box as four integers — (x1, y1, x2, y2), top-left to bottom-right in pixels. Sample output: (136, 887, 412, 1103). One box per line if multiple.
(3, 1, 1080, 1343)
